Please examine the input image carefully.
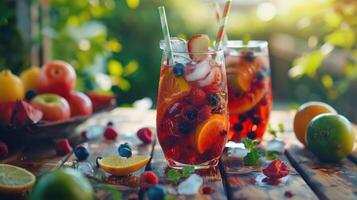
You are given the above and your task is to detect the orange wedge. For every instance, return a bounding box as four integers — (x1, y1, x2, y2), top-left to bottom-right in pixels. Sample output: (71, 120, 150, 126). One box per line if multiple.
(97, 155, 150, 176)
(194, 114, 228, 154)
(157, 68, 190, 124)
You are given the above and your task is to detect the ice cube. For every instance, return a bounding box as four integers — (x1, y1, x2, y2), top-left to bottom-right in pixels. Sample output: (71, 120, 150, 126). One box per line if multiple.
(174, 53, 191, 65)
(160, 37, 187, 52)
(197, 67, 220, 87)
(185, 56, 211, 82)
(266, 139, 285, 153)
(228, 147, 249, 158)
(177, 174, 203, 195)
(76, 161, 94, 176)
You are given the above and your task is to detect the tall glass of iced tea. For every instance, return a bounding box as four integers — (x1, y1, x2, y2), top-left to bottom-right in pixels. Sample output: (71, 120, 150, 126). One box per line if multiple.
(225, 40, 272, 142)
(157, 37, 229, 169)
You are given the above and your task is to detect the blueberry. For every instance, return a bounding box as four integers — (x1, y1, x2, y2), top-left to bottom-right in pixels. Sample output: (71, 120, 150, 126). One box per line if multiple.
(25, 90, 37, 101)
(184, 108, 197, 120)
(118, 147, 132, 158)
(147, 185, 166, 200)
(233, 123, 243, 131)
(244, 51, 255, 62)
(173, 63, 185, 76)
(252, 117, 261, 125)
(74, 145, 90, 161)
(120, 142, 132, 150)
(239, 115, 247, 122)
(256, 71, 265, 80)
(247, 110, 255, 118)
(207, 93, 220, 106)
(107, 121, 114, 127)
(178, 121, 194, 134)
(247, 132, 257, 139)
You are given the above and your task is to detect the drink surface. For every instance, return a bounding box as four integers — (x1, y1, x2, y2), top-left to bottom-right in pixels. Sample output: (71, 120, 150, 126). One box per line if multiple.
(156, 52, 229, 167)
(225, 50, 273, 142)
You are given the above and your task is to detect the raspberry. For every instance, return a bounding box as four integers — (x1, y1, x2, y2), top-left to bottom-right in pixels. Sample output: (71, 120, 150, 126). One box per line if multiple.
(197, 106, 212, 122)
(137, 128, 153, 144)
(55, 139, 72, 155)
(74, 144, 90, 161)
(0, 141, 9, 158)
(140, 171, 159, 189)
(189, 88, 207, 107)
(201, 185, 215, 194)
(147, 185, 166, 200)
(118, 143, 132, 158)
(262, 159, 290, 179)
(103, 126, 119, 140)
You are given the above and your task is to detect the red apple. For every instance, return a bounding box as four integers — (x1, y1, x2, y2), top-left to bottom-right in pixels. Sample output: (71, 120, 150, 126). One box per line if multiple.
(31, 94, 71, 121)
(66, 91, 93, 117)
(38, 60, 76, 96)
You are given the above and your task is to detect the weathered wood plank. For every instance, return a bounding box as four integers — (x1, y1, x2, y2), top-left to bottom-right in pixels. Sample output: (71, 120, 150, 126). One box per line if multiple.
(286, 145, 357, 200)
(147, 137, 228, 200)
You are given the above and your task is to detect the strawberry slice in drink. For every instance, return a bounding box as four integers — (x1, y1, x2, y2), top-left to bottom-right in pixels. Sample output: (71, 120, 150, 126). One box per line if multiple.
(187, 34, 210, 62)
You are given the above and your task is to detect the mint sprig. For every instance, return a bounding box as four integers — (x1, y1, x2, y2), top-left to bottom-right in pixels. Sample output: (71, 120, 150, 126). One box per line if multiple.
(242, 138, 263, 166)
(167, 166, 195, 184)
(268, 122, 286, 138)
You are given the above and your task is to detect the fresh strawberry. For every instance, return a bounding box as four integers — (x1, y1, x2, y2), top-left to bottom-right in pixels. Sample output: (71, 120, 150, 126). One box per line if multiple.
(55, 139, 73, 155)
(187, 34, 210, 62)
(137, 128, 153, 144)
(85, 92, 115, 111)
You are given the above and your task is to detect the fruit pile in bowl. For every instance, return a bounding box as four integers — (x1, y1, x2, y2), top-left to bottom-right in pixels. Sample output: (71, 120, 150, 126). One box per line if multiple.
(0, 61, 116, 139)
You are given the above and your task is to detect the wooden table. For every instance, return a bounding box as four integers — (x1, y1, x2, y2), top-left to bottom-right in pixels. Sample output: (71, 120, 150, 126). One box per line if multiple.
(1, 108, 357, 200)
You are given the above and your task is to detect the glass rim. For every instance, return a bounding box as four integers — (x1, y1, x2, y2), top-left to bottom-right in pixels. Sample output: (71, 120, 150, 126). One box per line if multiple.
(160, 39, 224, 54)
(225, 40, 268, 49)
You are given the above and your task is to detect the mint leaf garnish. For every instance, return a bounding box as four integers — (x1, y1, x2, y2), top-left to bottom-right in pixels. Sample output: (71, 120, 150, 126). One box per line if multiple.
(182, 166, 195, 178)
(167, 169, 181, 184)
(266, 151, 280, 160)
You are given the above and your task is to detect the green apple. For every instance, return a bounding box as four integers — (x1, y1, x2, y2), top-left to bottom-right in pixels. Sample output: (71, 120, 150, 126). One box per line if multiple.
(31, 94, 70, 121)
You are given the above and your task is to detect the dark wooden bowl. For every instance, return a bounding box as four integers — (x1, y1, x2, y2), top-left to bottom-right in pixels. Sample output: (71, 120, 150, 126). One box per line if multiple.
(0, 100, 116, 140)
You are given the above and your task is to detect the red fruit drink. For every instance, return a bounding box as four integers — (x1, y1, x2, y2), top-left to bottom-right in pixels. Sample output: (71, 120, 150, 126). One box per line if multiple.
(157, 36, 229, 169)
(225, 41, 272, 142)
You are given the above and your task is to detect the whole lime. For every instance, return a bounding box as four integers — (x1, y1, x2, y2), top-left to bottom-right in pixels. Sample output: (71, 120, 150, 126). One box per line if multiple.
(31, 168, 94, 200)
(307, 114, 355, 162)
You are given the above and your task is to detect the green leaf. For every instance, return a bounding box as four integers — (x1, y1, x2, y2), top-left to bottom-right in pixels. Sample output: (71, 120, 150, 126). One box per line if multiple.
(278, 123, 285, 133)
(291, 50, 325, 78)
(267, 124, 277, 138)
(266, 151, 280, 160)
(242, 138, 253, 150)
(165, 195, 176, 200)
(182, 166, 195, 178)
(108, 60, 123, 76)
(123, 61, 139, 76)
(244, 149, 260, 166)
(116, 77, 131, 91)
(325, 29, 355, 49)
(96, 184, 122, 200)
(167, 169, 181, 184)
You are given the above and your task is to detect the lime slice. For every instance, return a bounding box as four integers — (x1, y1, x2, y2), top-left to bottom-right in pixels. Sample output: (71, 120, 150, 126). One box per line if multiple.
(98, 155, 150, 176)
(0, 164, 36, 194)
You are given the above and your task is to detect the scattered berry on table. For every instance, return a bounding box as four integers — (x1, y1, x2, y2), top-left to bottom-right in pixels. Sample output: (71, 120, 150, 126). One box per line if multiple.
(140, 171, 159, 189)
(233, 123, 243, 131)
(147, 185, 166, 200)
(284, 191, 294, 198)
(74, 144, 90, 161)
(201, 185, 215, 194)
(0, 141, 9, 158)
(55, 139, 72, 155)
(137, 128, 153, 144)
(247, 132, 257, 139)
(207, 93, 220, 106)
(189, 88, 207, 107)
(103, 126, 119, 140)
(262, 159, 290, 179)
(173, 63, 185, 76)
(178, 121, 194, 135)
(118, 143, 132, 158)
(197, 106, 212, 122)
(107, 121, 114, 127)
(25, 90, 37, 101)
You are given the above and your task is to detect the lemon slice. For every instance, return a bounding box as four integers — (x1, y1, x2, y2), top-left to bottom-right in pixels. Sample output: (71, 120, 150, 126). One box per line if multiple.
(0, 164, 36, 194)
(97, 155, 150, 176)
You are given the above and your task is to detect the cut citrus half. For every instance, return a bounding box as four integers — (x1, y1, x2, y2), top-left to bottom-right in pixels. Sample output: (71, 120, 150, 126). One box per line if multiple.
(157, 68, 190, 124)
(97, 155, 150, 176)
(0, 164, 36, 194)
(235, 61, 256, 92)
(194, 114, 228, 154)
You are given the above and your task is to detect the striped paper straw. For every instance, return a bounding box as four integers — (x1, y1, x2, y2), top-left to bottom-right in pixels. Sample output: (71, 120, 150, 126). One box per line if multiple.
(214, 2, 228, 44)
(214, 0, 232, 50)
(158, 6, 174, 64)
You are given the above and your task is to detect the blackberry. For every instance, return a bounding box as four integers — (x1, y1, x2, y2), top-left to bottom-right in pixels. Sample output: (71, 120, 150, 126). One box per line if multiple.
(244, 51, 255, 62)
(239, 115, 247, 122)
(247, 132, 257, 139)
(184, 108, 197, 120)
(233, 123, 243, 131)
(178, 121, 194, 134)
(207, 93, 220, 106)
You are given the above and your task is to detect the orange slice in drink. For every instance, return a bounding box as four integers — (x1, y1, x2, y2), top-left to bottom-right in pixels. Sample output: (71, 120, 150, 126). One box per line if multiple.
(157, 68, 190, 124)
(194, 114, 228, 154)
